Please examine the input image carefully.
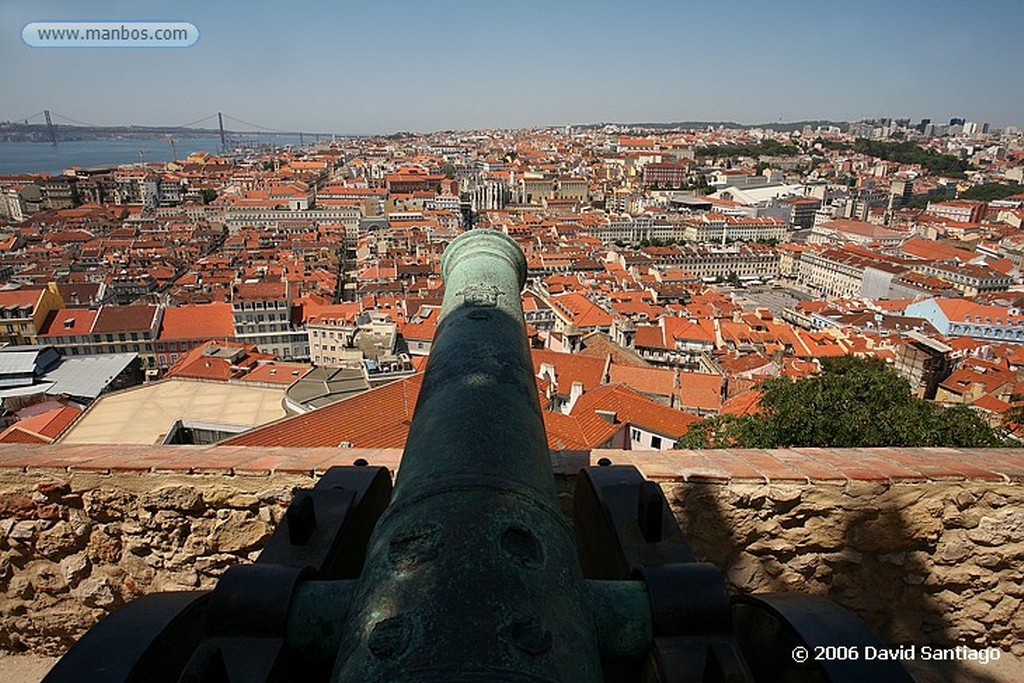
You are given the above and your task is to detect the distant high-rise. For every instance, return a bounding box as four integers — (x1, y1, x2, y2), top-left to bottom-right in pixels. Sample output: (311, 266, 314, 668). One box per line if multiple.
(963, 121, 990, 136)
(949, 117, 966, 126)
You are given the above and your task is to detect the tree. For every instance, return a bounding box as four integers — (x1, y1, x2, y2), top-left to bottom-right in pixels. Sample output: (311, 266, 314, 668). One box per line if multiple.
(676, 356, 1009, 449)
(852, 139, 973, 179)
(1002, 394, 1024, 437)
(960, 183, 1022, 202)
(199, 189, 218, 205)
(903, 196, 933, 210)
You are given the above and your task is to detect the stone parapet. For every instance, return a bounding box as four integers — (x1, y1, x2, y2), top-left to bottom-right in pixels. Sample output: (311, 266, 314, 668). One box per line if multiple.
(0, 445, 1021, 659)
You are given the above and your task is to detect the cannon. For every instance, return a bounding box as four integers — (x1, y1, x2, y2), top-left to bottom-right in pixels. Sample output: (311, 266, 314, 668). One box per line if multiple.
(45, 230, 913, 682)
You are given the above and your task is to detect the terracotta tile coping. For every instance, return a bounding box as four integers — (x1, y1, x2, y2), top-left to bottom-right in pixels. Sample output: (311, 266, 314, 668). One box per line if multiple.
(0, 445, 1021, 484)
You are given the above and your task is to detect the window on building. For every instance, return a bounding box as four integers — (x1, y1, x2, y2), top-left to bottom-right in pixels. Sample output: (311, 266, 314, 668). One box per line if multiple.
(631, 428, 641, 442)
(651, 436, 662, 449)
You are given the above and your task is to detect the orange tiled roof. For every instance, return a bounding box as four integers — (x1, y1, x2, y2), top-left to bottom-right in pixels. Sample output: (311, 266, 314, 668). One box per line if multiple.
(165, 341, 274, 381)
(0, 428, 49, 444)
(401, 322, 436, 341)
(222, 373, 424, 448)
(532, 349, 606, 392)
(0, 405, 82, 443)
(939, 366, 1016, 397)
(234, 281, 288, 302)
(607, 364, 675, 397)
(39, 309, 98, 337)
(240, 362, 312, 385)
(971, 393, 1012, 414)
(0, 289, 41, 308)
(543, 410, 622, 450)
(721, 390, 762, 416)
(220, 344, 698, 449)
(900, 237, 973, 262)
(675, 372, 724, 412)
(934, 299, 1024, 325)
(548, 293, 613, 328)
(634, 324, 668, 350)
(573, 384, 700, 439)
(159, 303, 235, 341)
(663, 316, 716, 344)
(305, 302, 363, 325)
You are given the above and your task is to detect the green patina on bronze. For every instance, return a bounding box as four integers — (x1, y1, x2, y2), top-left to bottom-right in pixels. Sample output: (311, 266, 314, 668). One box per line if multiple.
(330, 229, 605, 682)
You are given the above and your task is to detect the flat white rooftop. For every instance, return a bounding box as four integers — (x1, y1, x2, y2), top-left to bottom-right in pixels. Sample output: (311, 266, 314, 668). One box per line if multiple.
(60, 379, 286, 445)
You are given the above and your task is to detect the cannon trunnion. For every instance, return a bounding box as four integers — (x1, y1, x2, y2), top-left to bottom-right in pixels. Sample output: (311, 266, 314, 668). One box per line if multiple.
(45, 230, 912, 682)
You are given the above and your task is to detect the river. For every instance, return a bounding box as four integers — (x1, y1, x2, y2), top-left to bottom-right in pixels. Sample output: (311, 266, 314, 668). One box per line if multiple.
(0, 134, 312, 174)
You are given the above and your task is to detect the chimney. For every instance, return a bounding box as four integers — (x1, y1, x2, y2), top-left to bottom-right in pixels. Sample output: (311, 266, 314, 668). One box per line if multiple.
(539, 362, 557, 385)
(565, 381, 585, 413)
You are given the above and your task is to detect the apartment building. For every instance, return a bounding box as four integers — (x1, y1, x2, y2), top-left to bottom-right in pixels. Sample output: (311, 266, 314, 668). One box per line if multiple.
(681, 214, 789, 243)
(906, 298, 1024, 344)
(925, 200, 986, 224)
(808, 218, 906, 248)
(39, 304, 162, 372)
(632, 244, 780, 282)
(912, 262, 1013, 297)
(0, 283, 63, 346)
(231, 281, 309, 360)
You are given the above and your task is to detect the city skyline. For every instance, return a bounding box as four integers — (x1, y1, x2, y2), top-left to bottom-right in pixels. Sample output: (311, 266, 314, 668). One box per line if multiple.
(2, 0, 1022, 134)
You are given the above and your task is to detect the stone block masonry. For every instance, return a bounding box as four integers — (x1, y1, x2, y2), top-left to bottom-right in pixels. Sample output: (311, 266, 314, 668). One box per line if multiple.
(0, 444, 1021, 660)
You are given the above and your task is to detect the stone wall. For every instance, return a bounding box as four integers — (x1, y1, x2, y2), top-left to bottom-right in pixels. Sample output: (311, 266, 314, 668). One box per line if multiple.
(1, 444, 1022, 661)
(0, 467, 315, 654)
(669, 480, 1023, 656)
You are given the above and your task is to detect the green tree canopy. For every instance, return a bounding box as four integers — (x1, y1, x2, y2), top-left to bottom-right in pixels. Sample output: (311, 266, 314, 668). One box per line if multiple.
(695, 139, 799, 159)
(960, 183, 1022, 202)
(677, 356, 1009, 449)
(852, 139, 973, 179)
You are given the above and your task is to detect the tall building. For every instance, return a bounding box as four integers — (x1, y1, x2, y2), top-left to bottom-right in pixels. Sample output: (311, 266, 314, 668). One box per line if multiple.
(231, 281, 308, 360)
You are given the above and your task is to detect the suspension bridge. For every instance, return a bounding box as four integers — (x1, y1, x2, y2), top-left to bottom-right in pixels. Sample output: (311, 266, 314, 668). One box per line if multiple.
(9, 110, 339, 150)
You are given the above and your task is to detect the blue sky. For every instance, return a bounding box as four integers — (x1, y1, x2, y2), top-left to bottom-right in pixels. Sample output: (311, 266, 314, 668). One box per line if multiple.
(2, 0, 1022, 134)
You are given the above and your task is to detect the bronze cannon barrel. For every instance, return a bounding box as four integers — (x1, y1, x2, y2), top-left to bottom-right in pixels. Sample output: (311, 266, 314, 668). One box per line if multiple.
(332, 228, 603, 681)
